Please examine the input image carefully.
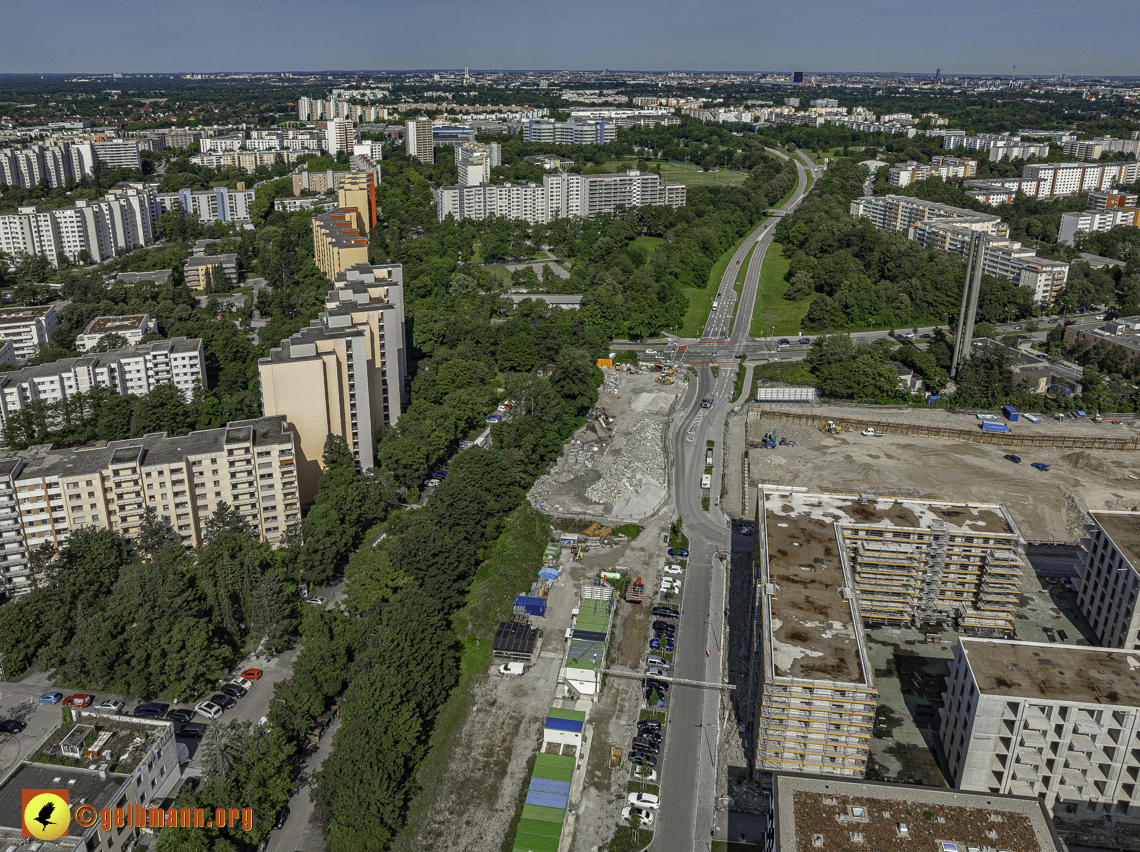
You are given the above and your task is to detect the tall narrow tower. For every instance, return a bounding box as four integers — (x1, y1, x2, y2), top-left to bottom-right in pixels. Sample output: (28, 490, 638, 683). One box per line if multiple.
(951, 232, 987, 378)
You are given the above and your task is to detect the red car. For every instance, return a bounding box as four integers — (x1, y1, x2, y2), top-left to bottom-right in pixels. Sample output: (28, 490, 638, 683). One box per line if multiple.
(63, 693, 94, 707)
(240, 668, 263, 681)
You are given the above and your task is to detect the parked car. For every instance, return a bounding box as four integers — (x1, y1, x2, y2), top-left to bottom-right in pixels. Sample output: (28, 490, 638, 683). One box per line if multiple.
(228, 676, 253, 690)
(431, 470, 448, 480)
(650, 637, 674, 652)
(643, 679, 670, 693)
(0, 719, 27, 734)
(1014, 324, 1026, 330)
(167, 708, 196, 723)
(273, 807, 290, 831)
(39, 692, 64, 704)
(628, 793, 661, 810)
(195, 701, 223, 720)
(1003, 454, 1021, 464)
(240, 668, 263, 680)
(628, 751, 657, 767)
(645, 655, 670, 668)
(633, 768, 657, 783)
(93, 700, 125, 715)
(662, 564, 682, 575)
(424, 479, 439, 487)
(645, 667, 668, 679)
(179, 723, 205, 739)
(621, 806, 655, 827)
(666, 547, 689, 557)
(64, 693, 94, 707)
(220, 683, 246, 700)
(651, 607, 678, 619)
(638, 728, 663, 743)
(306, 595, 329, 607)
(920, 333, 932, 339)
(652, 620, 676, 632)
(133, 702, 170, 719)
(631, 737, 660, 755)
(637, 720, 663, 732)
(485, 414, 503, 423)
(1031, 462, 1050, 472)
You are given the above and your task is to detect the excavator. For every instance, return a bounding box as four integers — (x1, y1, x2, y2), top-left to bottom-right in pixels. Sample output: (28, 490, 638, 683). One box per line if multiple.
(819, 420, 840, 434)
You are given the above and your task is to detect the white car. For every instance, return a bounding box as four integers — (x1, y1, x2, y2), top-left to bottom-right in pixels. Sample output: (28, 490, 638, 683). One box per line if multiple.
(663, 564, 683, 575)
(634, 768, 657, 783)
(228, 676, 253, 690)
(621, 806, 655, 827)
(195, 701, 223, 720)
(306, 596, 329, 607)
(644, 349, 657, 355)
(93, 700, 124, 714)
(628, 792, 660, 810)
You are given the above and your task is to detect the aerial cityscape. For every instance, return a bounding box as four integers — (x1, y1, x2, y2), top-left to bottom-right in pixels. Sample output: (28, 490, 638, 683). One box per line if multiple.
(0, 6, 1139, 852)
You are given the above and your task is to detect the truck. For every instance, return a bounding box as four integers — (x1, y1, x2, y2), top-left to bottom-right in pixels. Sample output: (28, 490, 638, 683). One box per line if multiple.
(700, 474, 712, 490)
(711, 301, 719, 311)
(861, 427, 884, 437)
(705, 447, 714, 466)
(1001, 405, 1019, 422)
(981, 421, 1009, 433)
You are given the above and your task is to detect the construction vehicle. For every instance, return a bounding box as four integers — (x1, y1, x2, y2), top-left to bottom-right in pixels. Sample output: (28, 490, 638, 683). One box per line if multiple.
(820, 421, 840, 434)
(1093, 413, 1104, 423)
(626, 577, 645, 604)
(651, 362, 664, 372)
(655, 376, 673, 385)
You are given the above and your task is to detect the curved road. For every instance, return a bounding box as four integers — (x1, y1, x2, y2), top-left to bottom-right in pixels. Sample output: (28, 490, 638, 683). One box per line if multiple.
(650, 149, 817, 852)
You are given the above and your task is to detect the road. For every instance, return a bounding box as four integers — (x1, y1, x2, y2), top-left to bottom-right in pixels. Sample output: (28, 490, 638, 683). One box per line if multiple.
(649, 148, 815, 852)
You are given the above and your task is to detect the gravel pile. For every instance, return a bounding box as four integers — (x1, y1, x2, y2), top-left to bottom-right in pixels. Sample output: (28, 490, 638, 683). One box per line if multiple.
(585, 420, 665, 509)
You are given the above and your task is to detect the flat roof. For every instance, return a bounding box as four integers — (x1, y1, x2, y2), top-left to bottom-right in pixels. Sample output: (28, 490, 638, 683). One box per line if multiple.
(0, 303, 57, 324)
(1090, 510, 1140, 572)
(82, 314, 149, 336)
(961, 638, 1140, 705)
(772, 773, 1060, 852)
(0, 762, 125, 831)
(761, 489, 869, 684)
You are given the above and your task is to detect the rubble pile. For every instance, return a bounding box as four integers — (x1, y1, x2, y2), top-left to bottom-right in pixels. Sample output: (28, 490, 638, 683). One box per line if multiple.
(584, 420, 666, 512)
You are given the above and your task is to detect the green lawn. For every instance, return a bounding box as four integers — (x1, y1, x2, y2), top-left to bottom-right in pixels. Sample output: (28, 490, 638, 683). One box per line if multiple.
(678, 230, 754, 336)
(749, 242, 814, 337)
(632, 235, 665, 255)
(660, 169, 748, 187)
(484, 264, 511, 285)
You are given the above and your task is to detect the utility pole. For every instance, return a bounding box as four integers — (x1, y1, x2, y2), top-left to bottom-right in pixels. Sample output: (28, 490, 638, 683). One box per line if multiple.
(951, 231, 987, 378)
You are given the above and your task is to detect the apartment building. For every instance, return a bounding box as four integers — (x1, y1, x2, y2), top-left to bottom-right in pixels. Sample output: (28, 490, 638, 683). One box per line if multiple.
(436, 170, 686, 225)
(0, 458, 30, 595)
(0, 143, 74, 189)
(523, 119, 616, 145)
(941, 638, 1140, 823)
(457, 148, 491, 186)
(0, 303, 59, 360)
(189, 149, 316, 172)
(156, 185, 255, 223)
(1023, 161, 1140, 198)
(260, 263, 405, 502)
(851, 196, 1069, 306)
(184, 253, 239, 290)
(964, 176, 1050, 203)
(1058, 207, 1140, 245)
(91, 138, 142, 170)
(931, 155, 978, 176)
(0, 185, 157, 268)
(75, 314, 159, 352)
(1089, 189, 1139, 209)
(1076, 511, 1140, 650)
(887, 159, 975, 187)
(353, 139, 386, 161)
(746, 486, 879, 779)
(0, 338, 206, 436)
(115, 269, 173, 287)
(944, 133, 1050, 161)
(325, 118, 356, 154)
(405, 118, 434, 164)
(310, 176, 377, 279)
(765, 773, 1063, 852)
(199, 134, 244, 153)
(292, 167, 351, 196)
(7, 416, 299, 557)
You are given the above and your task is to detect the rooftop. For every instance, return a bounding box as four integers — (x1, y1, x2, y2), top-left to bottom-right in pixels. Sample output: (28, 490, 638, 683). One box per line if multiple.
(0, 303, 57, 324)
(961, 638, 1140, 705)
(81, 314, 151, 336)
(185, 253, 237, 267)
(0, 763, 124, 832)
(115, 269, 173, 285)
(771, 773, 1060, 852)
(11, 415, 292, 480)
(1090, 510, 1140, 572)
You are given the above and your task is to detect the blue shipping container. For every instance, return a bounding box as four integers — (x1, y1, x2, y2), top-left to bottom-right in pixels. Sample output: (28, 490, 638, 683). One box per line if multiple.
(1002, 405, 1019, 422)
(514, 595, 547, 617)
(981, 421, 1009, 432)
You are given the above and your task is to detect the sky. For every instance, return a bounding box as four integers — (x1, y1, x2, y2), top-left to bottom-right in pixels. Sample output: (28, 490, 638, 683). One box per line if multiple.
(3, 0, 1138, 77)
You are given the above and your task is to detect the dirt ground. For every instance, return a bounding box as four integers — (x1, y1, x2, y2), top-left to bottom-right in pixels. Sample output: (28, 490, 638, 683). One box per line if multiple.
(528, 367, 685, 521)
(728, 404, 1140, 541)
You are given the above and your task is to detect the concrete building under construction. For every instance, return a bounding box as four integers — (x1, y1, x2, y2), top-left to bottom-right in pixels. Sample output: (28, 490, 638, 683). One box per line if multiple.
(745, 486, 1028, 779)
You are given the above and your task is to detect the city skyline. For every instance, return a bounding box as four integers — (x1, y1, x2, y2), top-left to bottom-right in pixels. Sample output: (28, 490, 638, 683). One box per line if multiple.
(2, 0, 1139, 76)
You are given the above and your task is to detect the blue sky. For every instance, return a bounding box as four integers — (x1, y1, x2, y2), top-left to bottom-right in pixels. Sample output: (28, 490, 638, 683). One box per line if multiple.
(3, 0, 1137, 76)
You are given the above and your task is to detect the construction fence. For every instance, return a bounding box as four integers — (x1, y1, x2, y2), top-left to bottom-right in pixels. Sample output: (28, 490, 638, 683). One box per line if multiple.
(747, 408, 1140, 452)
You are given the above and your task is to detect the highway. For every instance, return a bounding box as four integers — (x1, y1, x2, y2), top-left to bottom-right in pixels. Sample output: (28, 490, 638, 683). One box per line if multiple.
(649, 148, 817, 852)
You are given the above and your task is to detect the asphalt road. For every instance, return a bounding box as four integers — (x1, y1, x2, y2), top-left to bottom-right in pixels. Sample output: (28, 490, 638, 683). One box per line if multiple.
(649, 148, 816, 852)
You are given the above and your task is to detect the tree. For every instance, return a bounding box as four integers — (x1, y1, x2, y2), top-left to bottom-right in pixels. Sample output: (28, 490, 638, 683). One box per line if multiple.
(93, 332, 130, 352)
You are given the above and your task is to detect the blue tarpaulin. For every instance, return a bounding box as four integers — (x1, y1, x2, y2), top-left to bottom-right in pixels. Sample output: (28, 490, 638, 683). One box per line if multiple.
(544, 716, 584, 733)
(538, 567, 559, 581)
(529, 778, 572, 796)
(515, 595, 547, 617)
(526, 791, 569, 809)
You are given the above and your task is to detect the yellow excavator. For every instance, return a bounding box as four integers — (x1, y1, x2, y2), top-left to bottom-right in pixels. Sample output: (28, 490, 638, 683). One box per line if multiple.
(820, 420, 840, 434)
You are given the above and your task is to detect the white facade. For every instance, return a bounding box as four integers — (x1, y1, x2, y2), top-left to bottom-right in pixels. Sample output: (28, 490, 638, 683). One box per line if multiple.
(436, 170, 686, 225)
(942, 638, 1140, 823)
(1024, 161, 1140, 198)
(353, 140, 385, 161)
(156, 186, 255, 223)
(1077, 511, 1140, 650)
(457, 149, 491, 186)
(0, 303, 59, 360)
(75, 314, 159, 352)
(1058, 208, 1140, 246)
(325, 119, 356, 154)
(200, 135, 244, 153)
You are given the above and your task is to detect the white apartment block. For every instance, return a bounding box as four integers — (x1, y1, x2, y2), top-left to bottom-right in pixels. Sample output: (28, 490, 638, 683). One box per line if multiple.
(353, 140, 385, 162)
(1089, 189, 1139, 209)
(964, 177, 1051, 203)
(199, 134, 244, 153)
(457, 149, 491, 186)
(91, 139, 142, 170)
(522, 119, 616, 145)
(0, 139, 140, 187)
(75, 313, 159, 352)
(0, 185, 157, 267)
(1077, 511, 1140, 650)
(930, 155, 978, 176)
(1058, 208, 1140, 246)
(1023, 161, 1140, 198)
(454, 141, 501, 168)
(405, 118, 434, 164)
(188, 149, 316, 172)
(0, 457, 30, 595)
(436, 170, 686, 225)
(0, 337, 206, 433)
(156, 186, 255, 223)
(0, 303, 59, 360)
(1063, 137, 1140, 160)
(851, 196, 1069, 306)
(944, 134, 1050, 161)
(325, 119, 356, 154)
(5, 416, 299, 569)
(888, 159, 973, 187)
(941, 638, 1140, 823)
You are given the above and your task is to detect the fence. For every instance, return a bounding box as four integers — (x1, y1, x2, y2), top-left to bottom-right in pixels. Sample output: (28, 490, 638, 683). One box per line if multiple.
(748, 408, 1140, 451)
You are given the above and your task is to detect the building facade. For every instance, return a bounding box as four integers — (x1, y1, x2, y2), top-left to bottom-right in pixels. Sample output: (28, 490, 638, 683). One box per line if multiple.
(310, 176, 378, 280)
(259, 263, 405, 503)
(1058, 207, 1140, 246)
(522, 119, 616, 145)
(184, 253, 239, 290)
(405, 118, 434, 164)
(75, 313, 159, 351)
(1076, 510, 1140, 650)
(156, 186, 255, 224)
(0, 303, 59, 360)
(941, 638, 1140, 823)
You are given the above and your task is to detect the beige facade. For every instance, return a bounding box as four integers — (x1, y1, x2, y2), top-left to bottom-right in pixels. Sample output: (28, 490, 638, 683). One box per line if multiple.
(259, 264, 405, 504)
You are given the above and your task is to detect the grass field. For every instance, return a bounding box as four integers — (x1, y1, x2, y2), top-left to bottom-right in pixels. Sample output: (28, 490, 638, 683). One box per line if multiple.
(748, 242, 814, 337)
(632, 235, 666, 255)
(603, 158, 750, 187)
(484, 264, 512, 285)
(678, 230, 753, 337)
